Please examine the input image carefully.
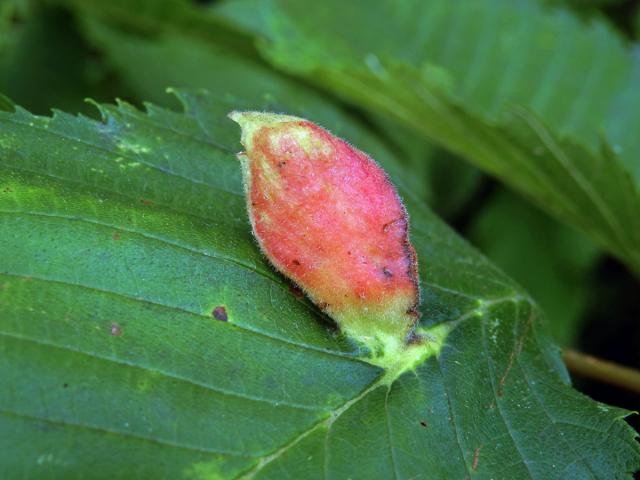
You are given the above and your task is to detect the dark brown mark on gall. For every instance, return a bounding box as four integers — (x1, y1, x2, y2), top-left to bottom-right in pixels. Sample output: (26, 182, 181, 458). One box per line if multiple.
(277, 161, 287, 168)
(317, 302, 330, 310)
(406, 331, 424, 345)
(406, 306, 420, 319)
(401, 240, 421, 331)
(212, 306, 228, 322)
(382, 267, 393, 278)
(292, 259, 301, 266)
(382, 216, 405, 233)
(110, 323, 123, 336)
(288, 283, 304, 298)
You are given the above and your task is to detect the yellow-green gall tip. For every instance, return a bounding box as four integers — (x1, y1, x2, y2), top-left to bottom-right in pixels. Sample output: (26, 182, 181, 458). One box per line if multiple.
(228, 111, 303, 151)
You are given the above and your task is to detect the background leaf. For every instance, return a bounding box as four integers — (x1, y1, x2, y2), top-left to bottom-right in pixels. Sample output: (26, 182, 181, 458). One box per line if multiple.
(0, 5, 125, 116)
(468, 189, 600, 345)
(1, 88, 638, 478)
(216, 0, 640, 277)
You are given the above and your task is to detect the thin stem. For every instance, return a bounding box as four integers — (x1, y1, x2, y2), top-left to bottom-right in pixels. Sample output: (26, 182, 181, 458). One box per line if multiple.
(562, 348, 640, 395)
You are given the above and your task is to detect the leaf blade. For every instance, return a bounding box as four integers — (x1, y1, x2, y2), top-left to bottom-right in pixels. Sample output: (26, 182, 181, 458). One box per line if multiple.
(0, 91, 638, 479)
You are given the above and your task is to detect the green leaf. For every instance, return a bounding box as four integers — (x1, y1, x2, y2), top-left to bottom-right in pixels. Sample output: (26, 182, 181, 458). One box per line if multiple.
(365, 113, 483, 218)
(53, 0, 257, 58)
(1, 91, 638, 478)
(543, 0, 628, 9)
(218, 0, 640, 276)
(468, 189, 600, 346)
(0, 93, 15, 113)
(0, 5, 125, 116)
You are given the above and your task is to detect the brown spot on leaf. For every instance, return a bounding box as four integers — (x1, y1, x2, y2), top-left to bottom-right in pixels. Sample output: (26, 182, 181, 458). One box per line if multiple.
(140, 199, 153, 205)
(498, 311, 534, 396)
(419, 420, 428, 428)
(112, 233, 121, 241)
(63, 383, 69, 389)
(110, 323, 123, 336)
(212, 306, 228, 322)
(472, 445, 483, 471)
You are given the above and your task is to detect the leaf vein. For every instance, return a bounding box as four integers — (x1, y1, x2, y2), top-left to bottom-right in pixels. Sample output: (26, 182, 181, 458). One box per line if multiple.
(0, 271, 361, 361)
(480, 308, 536, 479)
(384, 386, 400, 480)
(0, 328, 328, 412)
(0, 408, 254, 457)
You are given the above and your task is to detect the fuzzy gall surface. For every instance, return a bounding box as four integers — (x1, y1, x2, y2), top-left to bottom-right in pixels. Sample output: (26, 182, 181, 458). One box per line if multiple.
(229, 111, 420, 357)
